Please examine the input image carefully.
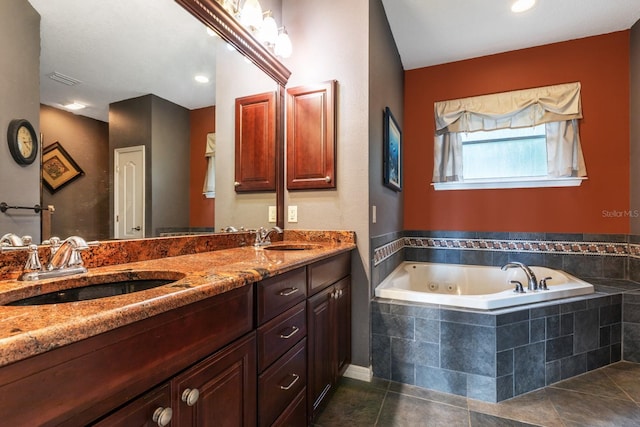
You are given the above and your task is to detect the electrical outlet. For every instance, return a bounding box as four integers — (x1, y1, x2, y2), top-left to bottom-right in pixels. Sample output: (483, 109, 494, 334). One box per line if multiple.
(268, 206, 276, 223)
(288, 205, 298, 223)
(372, 205, 377, 223)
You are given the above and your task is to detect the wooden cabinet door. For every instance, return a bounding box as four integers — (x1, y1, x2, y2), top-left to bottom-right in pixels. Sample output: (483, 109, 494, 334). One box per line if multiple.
(173, 333, 257, 427)
(92, 383, 172, 427)
(286, 80, 337, 190)
(235, 91, 276, 192)
(307, 286, 334, 419)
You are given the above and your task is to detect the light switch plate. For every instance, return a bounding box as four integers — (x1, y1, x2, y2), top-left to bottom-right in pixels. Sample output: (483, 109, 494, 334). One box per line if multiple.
(288, 205, 298, 223)
(268, 206, 276, 223)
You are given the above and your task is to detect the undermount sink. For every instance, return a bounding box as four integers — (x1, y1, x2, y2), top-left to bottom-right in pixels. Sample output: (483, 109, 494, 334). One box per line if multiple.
(6, 271, 185, 306)
(264, 243, 322, 251)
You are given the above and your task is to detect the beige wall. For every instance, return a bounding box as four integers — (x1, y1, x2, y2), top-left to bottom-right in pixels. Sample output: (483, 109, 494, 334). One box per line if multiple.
(282, 0, 371, 367)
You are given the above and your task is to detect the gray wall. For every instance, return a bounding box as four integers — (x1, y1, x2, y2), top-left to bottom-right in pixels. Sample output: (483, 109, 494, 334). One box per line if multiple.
(40, 105, 109, 241)
(369, 0, 404, 240)
(109, 94, 190, 238)
(631, 21, 640, 234)
(150, 95, 190, 235)
(0, 1, 40, 240)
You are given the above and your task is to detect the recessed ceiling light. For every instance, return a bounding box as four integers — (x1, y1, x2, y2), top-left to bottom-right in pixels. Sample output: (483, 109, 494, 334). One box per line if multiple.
(63, 102, 86, 110)
(511, 0, 535, 13)
(194, 75, 210, 84)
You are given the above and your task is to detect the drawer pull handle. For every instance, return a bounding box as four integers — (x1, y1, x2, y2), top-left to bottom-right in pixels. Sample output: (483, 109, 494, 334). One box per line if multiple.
(279, 326, 300, 339)
(152, 407, 173, 427)
(181, 388, 200, 406)
(279, 373, 300, 390)
(279, 287, 299, 296)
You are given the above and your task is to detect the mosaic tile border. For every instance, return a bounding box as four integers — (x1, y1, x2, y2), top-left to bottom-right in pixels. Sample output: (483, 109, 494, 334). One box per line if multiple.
(374, 237, 638, 266)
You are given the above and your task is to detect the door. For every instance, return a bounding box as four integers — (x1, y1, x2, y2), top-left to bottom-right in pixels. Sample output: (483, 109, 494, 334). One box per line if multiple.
(114, 146, 145, 239)
(173, 333, 257, 427)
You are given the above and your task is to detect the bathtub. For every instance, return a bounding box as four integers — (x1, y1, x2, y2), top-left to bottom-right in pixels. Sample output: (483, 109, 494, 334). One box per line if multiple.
(375, 262, 594, 310)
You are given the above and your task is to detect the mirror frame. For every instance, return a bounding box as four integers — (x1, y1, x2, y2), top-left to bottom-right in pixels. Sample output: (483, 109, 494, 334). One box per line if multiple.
(175, 0, 291, 229)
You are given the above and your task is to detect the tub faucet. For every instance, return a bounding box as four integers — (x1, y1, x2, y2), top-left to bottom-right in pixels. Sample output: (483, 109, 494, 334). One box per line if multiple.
(501, 261, 538, 291)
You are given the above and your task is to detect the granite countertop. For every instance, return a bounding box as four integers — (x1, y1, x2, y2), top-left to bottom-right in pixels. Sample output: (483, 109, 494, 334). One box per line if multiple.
(0, 239, 355, 367)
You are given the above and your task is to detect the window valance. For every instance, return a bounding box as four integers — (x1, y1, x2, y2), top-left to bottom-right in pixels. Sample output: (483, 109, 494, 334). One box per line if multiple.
(434, 82, 582, 135)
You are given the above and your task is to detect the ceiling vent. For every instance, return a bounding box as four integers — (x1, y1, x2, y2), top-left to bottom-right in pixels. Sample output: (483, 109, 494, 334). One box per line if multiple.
(47, 71, 82, 86)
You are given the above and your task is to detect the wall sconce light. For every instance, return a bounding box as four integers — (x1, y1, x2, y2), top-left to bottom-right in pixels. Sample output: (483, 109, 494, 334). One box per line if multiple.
(237, 0, 292, 58)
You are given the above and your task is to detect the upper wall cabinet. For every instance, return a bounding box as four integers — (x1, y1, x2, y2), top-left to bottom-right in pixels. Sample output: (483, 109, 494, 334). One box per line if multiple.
(286, 80, 337, 190)
(235, 91, 276, 192)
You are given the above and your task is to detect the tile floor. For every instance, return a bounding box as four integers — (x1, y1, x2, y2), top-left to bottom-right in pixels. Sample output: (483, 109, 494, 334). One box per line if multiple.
(313, 361, 640, 426)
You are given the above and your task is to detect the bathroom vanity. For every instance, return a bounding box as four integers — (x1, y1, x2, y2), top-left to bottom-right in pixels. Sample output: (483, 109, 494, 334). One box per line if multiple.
(0, 233, 354, 426)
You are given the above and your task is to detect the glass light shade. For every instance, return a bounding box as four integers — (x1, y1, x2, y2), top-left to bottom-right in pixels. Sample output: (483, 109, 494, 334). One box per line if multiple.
(511, 0, 535, 13)
(274, 29, 292, 58)
(260, 14, 278, 45)
(240, 0, 263, 31)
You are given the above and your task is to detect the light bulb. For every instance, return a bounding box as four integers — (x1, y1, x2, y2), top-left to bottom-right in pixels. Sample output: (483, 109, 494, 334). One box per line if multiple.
(274, 28, 292, 58)
(511, 0, 535, 13)
(240, 0, 263, 32)
(260, 13, 278, 45)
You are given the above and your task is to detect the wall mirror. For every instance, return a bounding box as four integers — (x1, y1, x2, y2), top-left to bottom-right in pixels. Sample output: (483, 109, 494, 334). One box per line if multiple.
(2, 0, 288, 243)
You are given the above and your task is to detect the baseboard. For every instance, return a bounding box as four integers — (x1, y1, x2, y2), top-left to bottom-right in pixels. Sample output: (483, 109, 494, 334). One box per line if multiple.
(342, 364, 373, 382)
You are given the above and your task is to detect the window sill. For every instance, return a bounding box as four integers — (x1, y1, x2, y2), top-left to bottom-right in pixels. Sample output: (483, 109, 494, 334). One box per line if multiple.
(431, 177, 587, 191)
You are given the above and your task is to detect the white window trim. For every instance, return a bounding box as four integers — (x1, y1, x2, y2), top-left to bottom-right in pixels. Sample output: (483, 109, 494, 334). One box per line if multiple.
(432, 176, 587, 191)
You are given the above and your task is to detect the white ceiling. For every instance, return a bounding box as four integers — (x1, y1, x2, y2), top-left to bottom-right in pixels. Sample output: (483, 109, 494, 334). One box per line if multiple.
(26, 0, 640, 123)
(28, 0, 217, 122)
(381, 0, 640, 70)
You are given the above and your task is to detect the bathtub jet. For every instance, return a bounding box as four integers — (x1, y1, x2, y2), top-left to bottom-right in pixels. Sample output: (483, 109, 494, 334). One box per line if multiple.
(374, 262, 594, 310)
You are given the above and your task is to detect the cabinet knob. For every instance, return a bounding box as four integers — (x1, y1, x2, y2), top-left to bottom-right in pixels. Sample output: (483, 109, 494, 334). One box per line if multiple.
(234, 181, 240, 187)
(279, 373, 300, 390)
(181, 388, 200, 406)
(325, 176, 331, 183)
(152, 407, 173, 427)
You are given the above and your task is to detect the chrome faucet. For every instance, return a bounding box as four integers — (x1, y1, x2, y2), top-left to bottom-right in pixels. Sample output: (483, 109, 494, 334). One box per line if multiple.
(254, 226, 283, 246)
(2, 235, 99, 281)
(1, 233, 26, 247)
(46, 236, 92, 271)
(501, 261, 538, 291)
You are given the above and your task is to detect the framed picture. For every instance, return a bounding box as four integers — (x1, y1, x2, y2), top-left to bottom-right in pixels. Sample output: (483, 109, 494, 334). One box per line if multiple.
(42, 141, 84, 193)
(383, 106, 402, 192)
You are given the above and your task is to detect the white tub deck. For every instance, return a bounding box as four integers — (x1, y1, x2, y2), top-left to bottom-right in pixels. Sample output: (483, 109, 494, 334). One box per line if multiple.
(375, 262, 594, 310)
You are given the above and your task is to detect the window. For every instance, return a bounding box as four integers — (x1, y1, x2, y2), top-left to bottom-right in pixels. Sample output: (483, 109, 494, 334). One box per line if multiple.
(460, 125, 547, 180)
(431, 82, 587, 190)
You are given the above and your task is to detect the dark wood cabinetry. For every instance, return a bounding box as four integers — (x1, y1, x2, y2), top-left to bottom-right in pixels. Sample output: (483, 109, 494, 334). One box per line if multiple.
(306, 253, 352, 422)
(256, 267, 308, 426)
(286, 80, 337, 190)
(235, 91, 276, 192)
(0, 251, 352, 427)
(95, 333, 256, 427)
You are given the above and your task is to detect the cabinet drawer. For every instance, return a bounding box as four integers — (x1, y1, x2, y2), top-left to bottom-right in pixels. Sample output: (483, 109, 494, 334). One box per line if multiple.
(257, 267, 307, 324)
(257, 301, 306, 372)
(308, 252, 350, 295)
(258, 338, 307, 427)
(272, 387, 307, 427)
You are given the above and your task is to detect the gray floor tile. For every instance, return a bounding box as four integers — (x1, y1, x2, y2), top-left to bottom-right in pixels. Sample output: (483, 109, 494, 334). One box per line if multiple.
(469, 411, 542, 427)
(313, 378, 387, 427)
(546, 387, 640, 427)
(376, 392, 470, 427)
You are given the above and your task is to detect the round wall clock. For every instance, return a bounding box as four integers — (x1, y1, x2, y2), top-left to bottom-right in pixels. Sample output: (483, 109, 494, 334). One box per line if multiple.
(7, 118, 38, 166)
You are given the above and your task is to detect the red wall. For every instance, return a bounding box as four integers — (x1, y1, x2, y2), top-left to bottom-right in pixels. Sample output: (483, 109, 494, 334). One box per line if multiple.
(404, 31, 630, 234)
(189, 106, 215, 227)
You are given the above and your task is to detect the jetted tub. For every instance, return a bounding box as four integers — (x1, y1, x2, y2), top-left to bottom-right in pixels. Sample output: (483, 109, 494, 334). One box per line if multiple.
(375, 262, 594, 310)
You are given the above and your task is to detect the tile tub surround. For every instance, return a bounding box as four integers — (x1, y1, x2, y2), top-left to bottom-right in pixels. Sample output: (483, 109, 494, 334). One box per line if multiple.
(0, 232, 355, 366)
(371, 291, 622, 402)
